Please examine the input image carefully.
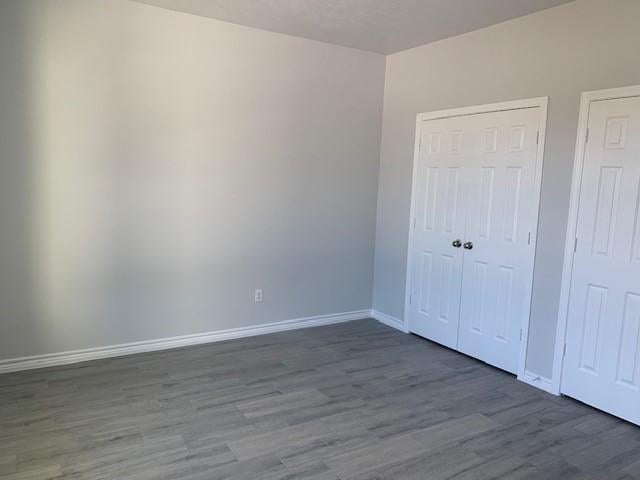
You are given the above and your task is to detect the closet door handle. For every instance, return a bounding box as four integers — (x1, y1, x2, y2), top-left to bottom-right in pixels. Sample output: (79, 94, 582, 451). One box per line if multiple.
(452, 239, 462, 248)
(463, 241, 474, 250)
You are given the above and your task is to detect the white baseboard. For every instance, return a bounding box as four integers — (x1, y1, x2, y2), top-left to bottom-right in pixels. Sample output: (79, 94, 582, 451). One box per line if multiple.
(371, 309, 409, 333)
(0, 309, 370, 374)
(520, 370, 558, 395)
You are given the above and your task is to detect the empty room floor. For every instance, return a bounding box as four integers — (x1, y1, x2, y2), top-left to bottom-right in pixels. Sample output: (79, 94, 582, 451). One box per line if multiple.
(1, 319, 639, 480)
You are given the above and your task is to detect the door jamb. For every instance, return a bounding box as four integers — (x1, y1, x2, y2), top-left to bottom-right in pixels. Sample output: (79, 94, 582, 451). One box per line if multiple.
(403, 97, 549, 385)
(552, 85, 640, 395)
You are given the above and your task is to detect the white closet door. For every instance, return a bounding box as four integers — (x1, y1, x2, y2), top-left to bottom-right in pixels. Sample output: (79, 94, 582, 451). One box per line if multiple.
(562, 96, 640, 426)
(458, 108, 541, 374)
(408, 116, 470, 349)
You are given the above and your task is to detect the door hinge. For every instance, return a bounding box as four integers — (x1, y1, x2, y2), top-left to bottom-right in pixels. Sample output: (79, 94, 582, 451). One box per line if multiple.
(418, 136, 422, 152)
(563, 343, 567, 357)
(585, 128, 590, 143)
(413, 217, 417, 229)
(527, 232, 532, 246)
(409, 293, 412, 305)
(574, 237, 578, 253)
(536, 131, 540, 145)
(520, 328, 523, 341)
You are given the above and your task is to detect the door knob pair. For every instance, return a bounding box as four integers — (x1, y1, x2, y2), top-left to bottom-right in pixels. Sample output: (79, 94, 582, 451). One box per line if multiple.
(452, 239, 473, 250)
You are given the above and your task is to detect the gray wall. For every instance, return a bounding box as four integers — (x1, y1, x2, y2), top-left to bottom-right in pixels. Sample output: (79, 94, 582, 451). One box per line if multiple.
(373, 0, 640, 379)
(0, 0, 385, 360)
(4, 0, 640, 380)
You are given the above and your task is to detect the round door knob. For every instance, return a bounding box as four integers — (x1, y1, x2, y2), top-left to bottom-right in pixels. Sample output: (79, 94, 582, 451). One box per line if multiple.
(452, 239, 462, 248)
(463, 241, 474, 250)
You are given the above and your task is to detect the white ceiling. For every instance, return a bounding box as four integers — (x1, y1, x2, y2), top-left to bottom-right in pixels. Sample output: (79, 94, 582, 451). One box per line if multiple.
(131, 0, 574, 54)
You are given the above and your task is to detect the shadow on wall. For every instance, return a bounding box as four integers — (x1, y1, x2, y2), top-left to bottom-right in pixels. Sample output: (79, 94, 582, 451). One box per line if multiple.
(20, 3, 207, 351)
(0, 0, 383, 360)
(0, 2, 43, 358)
(0, 2, 141, 356)
(3, 2, 262, 359)
(0, 1, 303, 361)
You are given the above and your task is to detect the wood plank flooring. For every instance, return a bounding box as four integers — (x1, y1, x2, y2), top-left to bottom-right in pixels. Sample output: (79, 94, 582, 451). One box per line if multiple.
(1, 319, 639, 479)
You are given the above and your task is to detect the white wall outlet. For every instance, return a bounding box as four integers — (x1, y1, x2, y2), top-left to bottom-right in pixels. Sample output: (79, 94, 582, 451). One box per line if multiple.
(254, 289, 263, 303)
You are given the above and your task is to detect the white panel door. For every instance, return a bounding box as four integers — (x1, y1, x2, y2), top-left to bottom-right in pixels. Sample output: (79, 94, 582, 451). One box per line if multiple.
(458, 108, 541, 374)
(408, 116, 470, 349)
(562, 96, 640, 425)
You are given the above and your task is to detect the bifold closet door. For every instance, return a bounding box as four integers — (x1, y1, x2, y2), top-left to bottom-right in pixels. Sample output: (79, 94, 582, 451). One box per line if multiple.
(408, 116, 471, 349)
(457, 108, 541, 374)
(562, 96, 640, 426)
(409, 106, 543, 375)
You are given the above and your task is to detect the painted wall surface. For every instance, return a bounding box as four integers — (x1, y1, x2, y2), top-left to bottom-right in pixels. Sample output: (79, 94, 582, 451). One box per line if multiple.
(372, 0, 640, 378)
(3, 0, 640, 382)
(0, 0, 385, 359)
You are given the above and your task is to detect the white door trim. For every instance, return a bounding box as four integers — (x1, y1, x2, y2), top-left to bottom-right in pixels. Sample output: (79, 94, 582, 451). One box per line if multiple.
(553, 85, 640, 395)
(404, 97, 549, 384)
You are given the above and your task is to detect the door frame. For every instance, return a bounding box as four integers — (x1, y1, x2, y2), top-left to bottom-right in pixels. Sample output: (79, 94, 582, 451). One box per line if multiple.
(553, 85, 640, 396)
(404, 97, 549, 383)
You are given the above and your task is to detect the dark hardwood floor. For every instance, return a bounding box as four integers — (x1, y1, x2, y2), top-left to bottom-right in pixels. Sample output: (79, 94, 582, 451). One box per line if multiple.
(1, 319, 639, 479)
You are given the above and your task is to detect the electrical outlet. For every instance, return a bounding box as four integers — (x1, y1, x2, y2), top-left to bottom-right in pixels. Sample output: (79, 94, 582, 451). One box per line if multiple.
(254, 289, 263, 303)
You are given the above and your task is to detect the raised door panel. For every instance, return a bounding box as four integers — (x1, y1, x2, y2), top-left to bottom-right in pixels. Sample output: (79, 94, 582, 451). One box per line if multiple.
(579, 284, 608, 374)
(616, 293, 640, 390)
